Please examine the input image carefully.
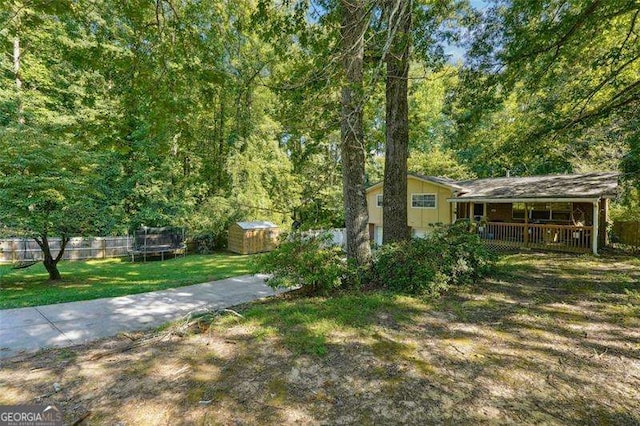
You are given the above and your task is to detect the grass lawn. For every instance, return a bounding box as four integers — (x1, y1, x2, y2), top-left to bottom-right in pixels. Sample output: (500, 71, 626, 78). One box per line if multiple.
(1, 253, 639, 424)
(0, 253, 256, 309)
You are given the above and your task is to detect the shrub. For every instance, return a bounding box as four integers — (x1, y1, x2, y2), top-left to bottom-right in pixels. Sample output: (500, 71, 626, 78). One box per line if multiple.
(372, 223, 494, 296)
(183, 196, 239, 253)
(190, 232, 228, 254)
(257, 232, 347, 294)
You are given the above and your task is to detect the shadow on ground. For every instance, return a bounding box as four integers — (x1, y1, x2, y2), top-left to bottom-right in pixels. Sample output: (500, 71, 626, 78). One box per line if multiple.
(0, 253, 638, 424)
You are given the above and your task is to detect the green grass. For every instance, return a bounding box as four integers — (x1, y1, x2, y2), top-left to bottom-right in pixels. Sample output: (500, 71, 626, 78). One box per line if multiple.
(3, 253, 640, 424)
(214, 293, 430, 356)
(209, 252, 640, 357)
(0, 253, 255, 309)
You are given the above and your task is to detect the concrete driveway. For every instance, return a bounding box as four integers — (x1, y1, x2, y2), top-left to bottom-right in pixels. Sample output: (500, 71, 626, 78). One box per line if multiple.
(0, 274, 281, 359)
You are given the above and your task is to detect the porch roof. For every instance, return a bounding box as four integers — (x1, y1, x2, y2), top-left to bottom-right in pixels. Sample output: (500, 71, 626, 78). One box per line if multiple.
(451, 172, 619, 201)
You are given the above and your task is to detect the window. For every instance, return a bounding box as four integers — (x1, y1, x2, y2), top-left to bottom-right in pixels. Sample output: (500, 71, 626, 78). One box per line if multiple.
(376, 194, 383, 208)
(512, 202, 573, 221)
(512, 202, 526, 220)
(530, 203, 551, 221)
(550, 202, 572, 221)
(411, 193, 436, 208)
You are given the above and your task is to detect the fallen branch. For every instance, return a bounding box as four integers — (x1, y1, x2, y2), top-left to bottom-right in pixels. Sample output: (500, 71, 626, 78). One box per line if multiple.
(71, 411, 91, 425)
(34, 392, 54, 401)
(449, 344, 466, 355)
(221, 309, 244, 318)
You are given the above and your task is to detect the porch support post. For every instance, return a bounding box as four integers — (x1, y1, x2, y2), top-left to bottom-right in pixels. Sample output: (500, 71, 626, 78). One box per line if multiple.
(523, 203, 529, 246)
(470, 202, 475, 221)
(592, 199, 599, 255)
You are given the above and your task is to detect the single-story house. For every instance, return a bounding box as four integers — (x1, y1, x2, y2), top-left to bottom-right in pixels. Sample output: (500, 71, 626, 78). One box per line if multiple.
(366, 172, 619, 254)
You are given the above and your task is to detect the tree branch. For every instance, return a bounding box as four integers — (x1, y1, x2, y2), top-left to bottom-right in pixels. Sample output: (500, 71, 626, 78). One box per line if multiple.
(576, 52, 640, 117)
(55, 236, 70, 263)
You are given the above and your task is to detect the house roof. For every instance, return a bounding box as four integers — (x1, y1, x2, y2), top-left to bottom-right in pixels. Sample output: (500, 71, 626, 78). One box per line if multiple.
(454, 172, 619, 200)
(410, 173, 467, 190)
(366, 173, 463, 191)
(235, 221, 278, 230)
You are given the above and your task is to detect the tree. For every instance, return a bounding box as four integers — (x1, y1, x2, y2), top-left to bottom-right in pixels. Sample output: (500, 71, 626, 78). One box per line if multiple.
(408, 147, 473, 179)
(382, 0, 413, 243)
(0, 2, 113, 279)
(453, 0, 640, 180)
(340, 0, 372, 265)
(0, 131, 102, 280)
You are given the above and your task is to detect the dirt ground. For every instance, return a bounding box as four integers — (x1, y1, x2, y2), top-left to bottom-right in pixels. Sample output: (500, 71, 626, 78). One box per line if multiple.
(1, 253, 639, 425)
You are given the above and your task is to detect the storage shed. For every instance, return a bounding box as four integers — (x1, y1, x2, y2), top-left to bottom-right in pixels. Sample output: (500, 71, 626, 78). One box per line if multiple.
(228, 221, 279, 255)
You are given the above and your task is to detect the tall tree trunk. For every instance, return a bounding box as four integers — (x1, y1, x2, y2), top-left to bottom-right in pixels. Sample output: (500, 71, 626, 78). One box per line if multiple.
(35, 235, 69, 281)
(382, 0, 412, 244)
(340, 0, 372, 266)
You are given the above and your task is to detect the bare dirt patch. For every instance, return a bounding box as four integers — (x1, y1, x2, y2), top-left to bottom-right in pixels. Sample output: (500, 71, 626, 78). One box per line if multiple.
(1, 253, 639, 424)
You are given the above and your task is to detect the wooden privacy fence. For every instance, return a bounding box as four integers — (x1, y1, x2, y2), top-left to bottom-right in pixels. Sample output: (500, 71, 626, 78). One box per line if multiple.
(0, 236, 133, 263)
(611, 221, 640, 251)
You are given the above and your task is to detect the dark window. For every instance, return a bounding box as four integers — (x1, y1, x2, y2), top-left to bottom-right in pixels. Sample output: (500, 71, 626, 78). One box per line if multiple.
(512, 203, 526, 220)
(550, 202, 572, 221)
(412, 194, 436, 208)
(530, 203, 551, 221)
(512, 202, 574, 222)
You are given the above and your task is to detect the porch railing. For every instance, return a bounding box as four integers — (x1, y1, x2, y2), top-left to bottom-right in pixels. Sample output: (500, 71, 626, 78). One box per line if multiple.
(477, 222, 593, 253)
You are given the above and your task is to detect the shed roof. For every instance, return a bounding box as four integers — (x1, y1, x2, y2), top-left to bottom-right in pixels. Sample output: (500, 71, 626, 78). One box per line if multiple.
(235, 221, 278, 230)
(454, 172, 619, 200)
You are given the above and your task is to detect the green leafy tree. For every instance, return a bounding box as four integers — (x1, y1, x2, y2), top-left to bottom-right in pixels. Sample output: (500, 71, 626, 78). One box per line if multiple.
(0, 1, 114, 279)
(0, 131, 102, 279)
(453, 0, 639, 180)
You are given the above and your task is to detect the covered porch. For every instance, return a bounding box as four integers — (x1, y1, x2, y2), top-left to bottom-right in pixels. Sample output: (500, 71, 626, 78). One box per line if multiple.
(452, 198, 608, 254)
(449, 173, 618, 255)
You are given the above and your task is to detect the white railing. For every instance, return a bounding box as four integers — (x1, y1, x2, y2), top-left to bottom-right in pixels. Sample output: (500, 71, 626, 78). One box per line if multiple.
(478, 222, 593, 252)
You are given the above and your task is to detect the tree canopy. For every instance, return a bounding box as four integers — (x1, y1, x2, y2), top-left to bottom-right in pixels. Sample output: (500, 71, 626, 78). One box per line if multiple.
(1, 0, 638, 276)
(451, 0, 639, 180)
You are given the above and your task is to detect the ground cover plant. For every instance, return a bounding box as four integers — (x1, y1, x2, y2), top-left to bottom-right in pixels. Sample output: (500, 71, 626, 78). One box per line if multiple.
(0, 253, 254, 309)
(1, 253, 638, 424)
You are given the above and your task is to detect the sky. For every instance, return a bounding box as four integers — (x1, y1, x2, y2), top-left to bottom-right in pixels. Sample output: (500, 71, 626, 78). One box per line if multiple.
(445, 0, 490, 63)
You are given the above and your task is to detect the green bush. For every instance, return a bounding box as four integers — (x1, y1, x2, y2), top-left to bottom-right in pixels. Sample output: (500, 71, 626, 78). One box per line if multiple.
(258, 224, 493, 297)
(257, 232, 347, 294)
(190, 232, 227, 254)
(183, 196, 239, 253)
(372, 223, 494, 296)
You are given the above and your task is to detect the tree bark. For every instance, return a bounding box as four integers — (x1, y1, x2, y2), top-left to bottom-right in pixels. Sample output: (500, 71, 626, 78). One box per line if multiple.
(382, 0, 412, 244)
(35, 235, 69, 281)
(340, 0, 372, 266)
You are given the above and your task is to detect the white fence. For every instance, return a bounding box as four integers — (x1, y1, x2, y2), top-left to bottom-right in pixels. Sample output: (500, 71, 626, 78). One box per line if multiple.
(301, 228, 346, 248)
(0, 236, 133, 264)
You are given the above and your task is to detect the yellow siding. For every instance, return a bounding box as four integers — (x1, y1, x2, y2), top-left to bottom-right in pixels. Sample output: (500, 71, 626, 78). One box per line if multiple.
(366, 187, 384, 225)
(366, 176, 454, 234)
